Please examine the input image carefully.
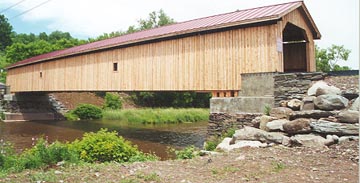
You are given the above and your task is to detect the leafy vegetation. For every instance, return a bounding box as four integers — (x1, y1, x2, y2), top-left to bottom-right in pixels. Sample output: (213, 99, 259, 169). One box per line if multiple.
(316, 44, 351, 72)
(0, 15, 12, 51)
(264, 104, 272, 116)
(102, 108, 209, 123)
(131, 92, 211, 108)
(72, 104, 103, 120)
(0, 138, 78, 173)
(0, 129, 158, 175)
(169, 146, 200, 160)
(103, 93, 123, 110)
(70, 129, 157, 163)
(89, 9, 175, 42)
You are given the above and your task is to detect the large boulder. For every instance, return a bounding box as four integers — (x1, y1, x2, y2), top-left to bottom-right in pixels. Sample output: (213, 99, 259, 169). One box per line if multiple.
(282, 118, 311, 134)
(349, 97, 359, 111)
(307, 81, 341, 96)
(310, 119, 359, 136)
(232, 126, 289, 145)
(216, 138, 268, 151)
(290, 134, 337, 148)
(266, 119, 289, 132)
(338, 110, 359, 123)
(287, 99, 302, 111)
(289, 110, 338, 120)
(314, 94, 349, 111)
(269, 107, 293, 119)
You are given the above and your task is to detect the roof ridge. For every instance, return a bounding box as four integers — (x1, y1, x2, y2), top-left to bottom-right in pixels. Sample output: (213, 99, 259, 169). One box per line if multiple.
(89, 1, 303, 44)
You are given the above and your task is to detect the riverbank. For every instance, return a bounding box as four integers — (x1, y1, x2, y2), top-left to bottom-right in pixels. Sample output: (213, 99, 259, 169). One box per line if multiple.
(102, 108, 209, 123)
(1, 139, 357, 183)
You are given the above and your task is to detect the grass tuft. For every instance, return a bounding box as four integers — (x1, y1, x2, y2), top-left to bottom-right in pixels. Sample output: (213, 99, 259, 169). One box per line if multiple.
(102, 108, 209, 123)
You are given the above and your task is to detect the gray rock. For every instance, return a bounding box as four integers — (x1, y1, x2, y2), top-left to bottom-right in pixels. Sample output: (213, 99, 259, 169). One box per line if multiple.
(283, 118, 311, 134)
(338, 136, 359, 144)
(216, 138, 233, 151)
(289, 110, 338, 120)
(270, 107, 293, 119)
(290, 134, 336, 147)
(266, 119, 289, 132)
(314, 94, 349, 111)
(216, 138, 267, 151)
(301, 96, 316, 111)
(232, 126, 289, 145)
(338, 110, 359, 123)
(259, 115, 276, 131)
(310, 119, 359, 136)
(307, 81, 341, 96)
(287, 99, 302, 111)
(349, 97, 359, 111)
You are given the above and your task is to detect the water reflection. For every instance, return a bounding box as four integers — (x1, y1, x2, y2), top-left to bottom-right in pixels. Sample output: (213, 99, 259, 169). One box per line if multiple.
(0, 120, 208, 159)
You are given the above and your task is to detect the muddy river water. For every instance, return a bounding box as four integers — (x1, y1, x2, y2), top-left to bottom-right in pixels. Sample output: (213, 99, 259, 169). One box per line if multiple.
(0, 120, 208, 159)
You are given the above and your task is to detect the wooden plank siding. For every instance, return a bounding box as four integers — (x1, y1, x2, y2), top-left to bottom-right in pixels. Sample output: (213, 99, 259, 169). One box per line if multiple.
(6, 8, 317, 93)
(281, 8, 316, 71)
(7, 23, 283, 92)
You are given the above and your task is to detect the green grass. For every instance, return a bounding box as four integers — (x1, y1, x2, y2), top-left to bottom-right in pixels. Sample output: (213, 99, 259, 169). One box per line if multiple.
(102, 108, 209, 123)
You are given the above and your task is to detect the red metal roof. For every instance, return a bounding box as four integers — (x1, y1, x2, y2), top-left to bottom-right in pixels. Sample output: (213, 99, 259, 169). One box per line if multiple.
(8, 1, 314, 69)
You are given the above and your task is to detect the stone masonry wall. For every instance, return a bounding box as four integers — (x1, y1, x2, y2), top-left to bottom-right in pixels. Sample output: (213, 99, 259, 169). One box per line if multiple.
(208, 113, 262, 137)
(273, 72, 326, 106)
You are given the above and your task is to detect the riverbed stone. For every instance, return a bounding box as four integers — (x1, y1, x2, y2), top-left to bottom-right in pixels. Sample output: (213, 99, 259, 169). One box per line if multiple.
(289, 110, 338, 120)
(266, 119, 288, 132)
(307, 81, 341, 96)
(301, 96, 316, 111)
(314, 94, 349, 111)
(310, 119, 359, 136)
(283, 118, 311, 134)
(216, 138, 267, 151)
(259, 115, 276, 131)
(338, 136, 359, 144)
(287, 99, 302, 111)
(232, 126, 289, 145)
(270, 107, 293, 119)
(349, 97, 359, 111)
(338, 110, 359, 124)
(290, 134, 336, 147)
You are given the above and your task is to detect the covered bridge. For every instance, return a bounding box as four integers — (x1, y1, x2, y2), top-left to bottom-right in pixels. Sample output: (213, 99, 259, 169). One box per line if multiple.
(6, 1, 320, 96)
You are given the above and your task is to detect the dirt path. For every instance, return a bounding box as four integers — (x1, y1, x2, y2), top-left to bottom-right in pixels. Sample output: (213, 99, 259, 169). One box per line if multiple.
(2, 140, 358, 183)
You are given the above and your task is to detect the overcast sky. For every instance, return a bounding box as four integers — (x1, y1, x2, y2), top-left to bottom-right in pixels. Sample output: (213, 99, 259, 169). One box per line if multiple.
(0, 0, 358, 69)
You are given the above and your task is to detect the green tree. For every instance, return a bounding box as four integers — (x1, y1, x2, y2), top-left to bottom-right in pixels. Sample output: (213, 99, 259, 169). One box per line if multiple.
(316, 44, 351, 72)
(0, 14, 13, 51)
(138, 9, 175, 30)
(90, 9, 175, 42)
(4, 31, 86, 63)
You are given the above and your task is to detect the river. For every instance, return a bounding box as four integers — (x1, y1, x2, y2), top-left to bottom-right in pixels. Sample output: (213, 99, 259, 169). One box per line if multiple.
(0, 120, 208, 159)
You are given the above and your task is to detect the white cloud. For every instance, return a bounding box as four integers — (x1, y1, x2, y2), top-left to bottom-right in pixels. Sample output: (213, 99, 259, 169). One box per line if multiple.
(0, 0, 358, 69)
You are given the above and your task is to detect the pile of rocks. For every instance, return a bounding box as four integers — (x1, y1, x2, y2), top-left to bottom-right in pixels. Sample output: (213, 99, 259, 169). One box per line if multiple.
(217, 80, 359, 151)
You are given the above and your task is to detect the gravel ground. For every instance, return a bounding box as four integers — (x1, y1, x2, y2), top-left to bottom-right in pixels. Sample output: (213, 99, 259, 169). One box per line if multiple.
(1, 140, 358, 183)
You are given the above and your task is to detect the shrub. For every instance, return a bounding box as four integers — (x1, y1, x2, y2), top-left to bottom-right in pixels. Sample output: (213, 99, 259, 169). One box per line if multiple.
(104, 93, 122, 110)
(172, 146, 199, 160)
(70, 128, 151, 163)
(64, 111, 79, 121)
(73, 104, 102, 120)
(204, 140, 219, 151)
(0, 138, 79, 173)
